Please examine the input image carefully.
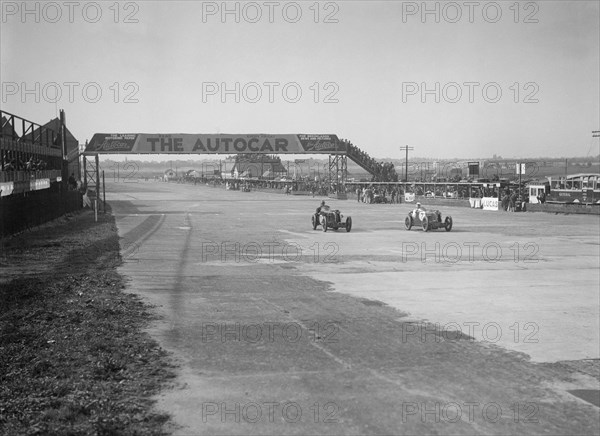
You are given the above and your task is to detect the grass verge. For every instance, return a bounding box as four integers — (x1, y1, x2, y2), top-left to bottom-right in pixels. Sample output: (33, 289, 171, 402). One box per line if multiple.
(0, 208, 176, 435)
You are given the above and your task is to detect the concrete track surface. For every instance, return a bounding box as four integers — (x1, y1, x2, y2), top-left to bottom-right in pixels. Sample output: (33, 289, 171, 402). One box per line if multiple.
(107, 180, 600, 436)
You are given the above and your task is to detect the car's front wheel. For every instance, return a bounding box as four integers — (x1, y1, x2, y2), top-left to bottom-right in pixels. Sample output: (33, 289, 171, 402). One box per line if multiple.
(346, 216, 352, 232)
(422, 216, 429, 232)
(405, 215, 413, 230)
(445, 216, 453, 232)
(312, 215, 318, 230)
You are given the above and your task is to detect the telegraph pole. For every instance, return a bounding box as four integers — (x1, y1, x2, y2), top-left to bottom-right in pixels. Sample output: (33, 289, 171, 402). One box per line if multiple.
(399, 145, 414, 182)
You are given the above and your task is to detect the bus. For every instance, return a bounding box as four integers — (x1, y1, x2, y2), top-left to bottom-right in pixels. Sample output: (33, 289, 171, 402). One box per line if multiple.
(545, 173, 600, 205)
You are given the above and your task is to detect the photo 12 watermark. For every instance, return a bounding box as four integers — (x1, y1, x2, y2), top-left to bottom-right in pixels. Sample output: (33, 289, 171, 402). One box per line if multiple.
(401, 160, 540, 180)
(1, 1, 140, 24)
(66, 240, 141, 264)
(400, 241, 539, 264)
(200, 1, 340, 24)
(400, 2, 539, 24)
(402, 82, 540, 104)
(201, 240, 339, 263)
(202, 401, 339, 424)
(103, 162, 141, 183)
(402, 401, 539, 424)
(401, 321, 540, 344)
(201, 82, 340, 104)
(1, 82, 140, 104)
(201, 321, 339, 343)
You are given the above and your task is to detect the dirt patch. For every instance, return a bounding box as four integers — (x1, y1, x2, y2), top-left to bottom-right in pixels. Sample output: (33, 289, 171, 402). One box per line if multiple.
(0, 208, 176, 435)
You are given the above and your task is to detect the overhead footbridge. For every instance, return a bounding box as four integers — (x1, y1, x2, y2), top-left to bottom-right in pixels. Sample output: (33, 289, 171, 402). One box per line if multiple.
(84, 133, 398, 184)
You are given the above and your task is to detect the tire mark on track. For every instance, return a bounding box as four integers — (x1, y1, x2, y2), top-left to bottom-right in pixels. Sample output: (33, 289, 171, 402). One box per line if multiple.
(120, 214, 167, 259)
(257, 296, 353, 370)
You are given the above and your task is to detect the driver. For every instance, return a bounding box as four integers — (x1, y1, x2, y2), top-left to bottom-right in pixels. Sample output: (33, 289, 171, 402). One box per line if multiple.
(412, 202, 426, 220)
(316, 200, 328, 215)
(314, 200, 327, 226)
(315, 200, 340, 225)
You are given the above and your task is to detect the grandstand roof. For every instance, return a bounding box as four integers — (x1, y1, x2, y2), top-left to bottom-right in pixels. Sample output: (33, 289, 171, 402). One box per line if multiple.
(1, 116, 19, 139)
(31, 118, 79, 152)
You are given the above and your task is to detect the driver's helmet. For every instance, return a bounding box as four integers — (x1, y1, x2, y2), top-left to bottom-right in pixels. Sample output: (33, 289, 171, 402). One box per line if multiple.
(321, 200, 326, 206)
(416, 202, 421, 208)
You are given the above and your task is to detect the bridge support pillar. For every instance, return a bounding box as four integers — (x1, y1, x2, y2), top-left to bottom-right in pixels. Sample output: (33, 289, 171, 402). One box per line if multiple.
(83, 154, 103, 210)
(328, 154, 347, 199)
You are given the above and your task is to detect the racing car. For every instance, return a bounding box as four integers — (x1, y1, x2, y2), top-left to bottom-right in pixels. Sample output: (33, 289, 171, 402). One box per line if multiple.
(405, 209, 452, 232)
(312, 206, 352, 232)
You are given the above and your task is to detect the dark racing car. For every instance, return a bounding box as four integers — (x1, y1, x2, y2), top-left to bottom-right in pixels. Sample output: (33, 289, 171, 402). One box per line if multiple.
(312, 205, 352, 232)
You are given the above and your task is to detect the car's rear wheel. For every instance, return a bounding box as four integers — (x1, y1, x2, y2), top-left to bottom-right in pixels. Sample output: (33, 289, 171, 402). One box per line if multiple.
(312, 215, 317, 230)
(422, 216, 429, 232)
(346, 216, 352, 232)
(445, 216, 453, 232)
(405, 215, 412, 230)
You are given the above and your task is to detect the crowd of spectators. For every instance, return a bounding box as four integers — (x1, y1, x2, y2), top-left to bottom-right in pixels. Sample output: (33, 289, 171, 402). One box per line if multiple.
(178, 174, 336, 196)
(500, 189, 528, 212)
(341, 139, 398, 182)
(354, 185, 402, 204)
(1, 154, 49, 171)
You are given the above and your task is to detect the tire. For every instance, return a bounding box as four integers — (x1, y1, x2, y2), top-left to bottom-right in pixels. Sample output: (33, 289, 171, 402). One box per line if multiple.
(312, 215, 318, 230)
(445, 216, 453, 232)
(422, 216, 429, 232)
(405, 215, 413, 230)
(346, 216, 352, 232)
(321, 215, 328, 232)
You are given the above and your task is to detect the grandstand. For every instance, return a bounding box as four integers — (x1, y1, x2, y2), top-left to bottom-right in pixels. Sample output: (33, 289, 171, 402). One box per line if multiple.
(0, 110, 83, 236)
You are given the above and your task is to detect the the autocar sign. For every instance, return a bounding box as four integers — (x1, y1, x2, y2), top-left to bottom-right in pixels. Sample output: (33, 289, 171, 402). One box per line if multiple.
(86, 133, 342, 155)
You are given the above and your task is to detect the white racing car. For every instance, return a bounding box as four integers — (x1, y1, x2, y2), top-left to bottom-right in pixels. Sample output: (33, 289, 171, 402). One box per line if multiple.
(405, 209, 452, 232)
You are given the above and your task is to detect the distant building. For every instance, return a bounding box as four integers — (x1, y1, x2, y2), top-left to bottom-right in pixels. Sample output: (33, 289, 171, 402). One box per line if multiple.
(231, 160, 287, 179)
(164, 169, 176, 180)
(185, 169, 200, 178)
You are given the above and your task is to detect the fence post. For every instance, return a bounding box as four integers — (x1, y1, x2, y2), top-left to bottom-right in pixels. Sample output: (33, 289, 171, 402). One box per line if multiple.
(95, 154, 100, 204)
(102, 170, 106, 213)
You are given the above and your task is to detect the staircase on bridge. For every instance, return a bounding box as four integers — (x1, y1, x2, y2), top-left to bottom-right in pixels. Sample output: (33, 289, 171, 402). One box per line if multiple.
(343, 141, 399, 182)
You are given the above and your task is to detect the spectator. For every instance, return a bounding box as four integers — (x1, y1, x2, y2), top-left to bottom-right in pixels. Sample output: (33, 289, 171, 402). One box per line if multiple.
(68, 173, 77, 190)
(509, 191, 517, 212)
(501, 193, 509, 211)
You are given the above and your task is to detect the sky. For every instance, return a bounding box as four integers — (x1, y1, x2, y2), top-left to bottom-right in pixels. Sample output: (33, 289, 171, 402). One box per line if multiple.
(1, 0, 599, 160)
